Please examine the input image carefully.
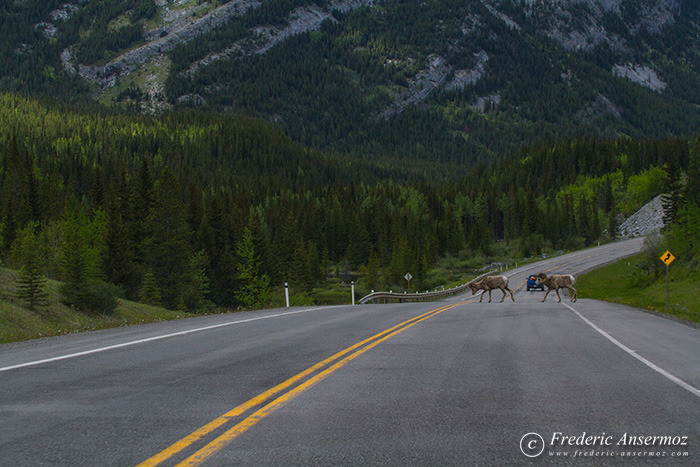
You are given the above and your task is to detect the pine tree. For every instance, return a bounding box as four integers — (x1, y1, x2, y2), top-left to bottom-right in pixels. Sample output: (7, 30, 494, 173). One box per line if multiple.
(17, 263, 50, 311)
(60, 203, 101, 309)
(103, 194, 139, 298)
(607, 211, 618, 240)
(363, 251, 381, 291)
(15, 223, 49, 311)
(1, 137, 31, 254)
(143, 168, 193, 309)
(139, 270, 162, 306)
(130, 158, 153, 265)
(683, 138, 700, 207)
(291, 239, 314, 292)
(235, 227, 270, 309)
(183, 250, 211, 311)
(662, 152, 683, 227)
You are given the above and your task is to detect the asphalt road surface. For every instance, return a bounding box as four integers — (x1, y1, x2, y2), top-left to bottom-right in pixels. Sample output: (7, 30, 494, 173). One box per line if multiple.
(1, 237, 699, 465)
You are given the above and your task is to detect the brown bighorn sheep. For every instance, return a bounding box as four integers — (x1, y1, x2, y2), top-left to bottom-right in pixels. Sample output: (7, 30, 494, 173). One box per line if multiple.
(468, 275, 515, 303)
(535, 273, 578, 302)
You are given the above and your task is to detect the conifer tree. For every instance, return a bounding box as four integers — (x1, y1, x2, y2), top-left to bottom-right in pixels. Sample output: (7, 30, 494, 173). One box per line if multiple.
(143, 168, 193, 309)
(235, 227, 270, 309)
(662, 152, 683, 227)
(130, 158, 153, 265)
(17, 262, 49, 311)
(683, 138, 700, 206)
(15, 223, 49, 311)
(183, 250, 211, 311)
(1, 137, 31, 253)
(60, 203, 103, 309)
(103, 194, 139, 298)
(140, 270, 162, 306)
(363, 251, 381, 291)
(291, 239, 315, 291)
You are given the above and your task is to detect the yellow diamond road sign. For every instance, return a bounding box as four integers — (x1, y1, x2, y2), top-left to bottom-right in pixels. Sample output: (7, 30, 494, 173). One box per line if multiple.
(660, 250, 675, 266)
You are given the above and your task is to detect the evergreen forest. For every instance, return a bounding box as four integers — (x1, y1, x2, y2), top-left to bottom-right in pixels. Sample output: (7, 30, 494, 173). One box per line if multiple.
(2, 93, 698, 314)
(1, 0, 698, 178)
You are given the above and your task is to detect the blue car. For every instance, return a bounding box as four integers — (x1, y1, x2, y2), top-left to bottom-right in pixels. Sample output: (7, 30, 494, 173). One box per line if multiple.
(526, 274, 544, 291)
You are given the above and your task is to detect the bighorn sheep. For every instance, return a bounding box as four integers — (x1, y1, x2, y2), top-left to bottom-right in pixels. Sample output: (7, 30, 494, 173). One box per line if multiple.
(468, 275, 515, 303)
(535, 273, 577, 302)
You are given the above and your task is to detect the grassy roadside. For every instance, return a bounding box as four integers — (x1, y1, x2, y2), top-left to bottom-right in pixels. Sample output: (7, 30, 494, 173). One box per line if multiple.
(0, 268, 185, 345)
(0, 241, 608, 345)
(577, 253, 700, 323)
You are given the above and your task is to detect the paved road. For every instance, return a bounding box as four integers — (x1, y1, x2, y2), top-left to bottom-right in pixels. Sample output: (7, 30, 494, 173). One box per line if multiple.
(1, 238, 698, 465)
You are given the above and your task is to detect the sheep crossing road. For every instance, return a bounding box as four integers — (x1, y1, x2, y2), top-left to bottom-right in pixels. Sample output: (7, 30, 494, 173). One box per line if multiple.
(536, 272, 578, 302)
(1, 238, 699, 465)
(468, 275, 514, 303)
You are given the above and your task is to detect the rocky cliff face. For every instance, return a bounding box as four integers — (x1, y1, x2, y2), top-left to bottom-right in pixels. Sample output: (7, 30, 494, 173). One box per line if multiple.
(16, 0, 696, 125)
(483, 0, 681, 52)
(72, 0, 263, 88)
(618, 194, 666, 238)
(185, 0, 376, 77)
(53, 0, 688, 100)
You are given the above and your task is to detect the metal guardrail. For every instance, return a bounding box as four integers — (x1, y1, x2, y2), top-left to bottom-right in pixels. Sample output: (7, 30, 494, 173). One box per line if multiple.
(358, 270, 497, 304)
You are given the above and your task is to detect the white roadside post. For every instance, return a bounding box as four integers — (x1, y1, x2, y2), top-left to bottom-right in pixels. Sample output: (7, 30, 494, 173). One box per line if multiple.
(351, 281, 355, 305)
(284, 282, 290, 308)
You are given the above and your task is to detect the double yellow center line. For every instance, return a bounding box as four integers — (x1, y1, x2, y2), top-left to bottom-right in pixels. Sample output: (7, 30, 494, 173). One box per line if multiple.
(138, 301, 465, 467)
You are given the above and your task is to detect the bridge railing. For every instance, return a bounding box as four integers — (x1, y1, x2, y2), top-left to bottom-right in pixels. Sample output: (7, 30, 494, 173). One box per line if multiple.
(358, 270, 497, 304)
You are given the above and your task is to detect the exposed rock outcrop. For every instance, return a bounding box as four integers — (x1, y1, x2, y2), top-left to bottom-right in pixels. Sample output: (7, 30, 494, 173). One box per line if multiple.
(75, 0, 376, 93)
(50, 3, 78, 21)
(77, 0, 263, 89)
(185, 0, 375, 76)
(483, 0, 680, 52)
(618, 194, 665, 238)
(612, 64, 667, 92)
(380, 51, 488, 119)
(471, 92, 501, 114)
(445, 50, 489, 91)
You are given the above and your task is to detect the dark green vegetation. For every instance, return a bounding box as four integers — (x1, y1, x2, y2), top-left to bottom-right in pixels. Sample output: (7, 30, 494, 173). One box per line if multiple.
(166, 0, 700, 172)
(578, 149, 700, 323)
(1, 1, 699, 334)
(2, 1, 699, 176)
(578, 251, 700, 324)
(0, 267, 184, 344)
(0, 0, 155, 100)
(1, 93, 698, 319)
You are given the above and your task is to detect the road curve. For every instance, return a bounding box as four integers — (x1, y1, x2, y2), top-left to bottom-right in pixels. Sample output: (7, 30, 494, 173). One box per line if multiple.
(1, 238, 698, 465)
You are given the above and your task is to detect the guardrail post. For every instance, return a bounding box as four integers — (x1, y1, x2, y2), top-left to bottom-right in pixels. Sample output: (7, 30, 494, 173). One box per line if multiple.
(284, 282, 290, 308)
(351, 281, 355, 305)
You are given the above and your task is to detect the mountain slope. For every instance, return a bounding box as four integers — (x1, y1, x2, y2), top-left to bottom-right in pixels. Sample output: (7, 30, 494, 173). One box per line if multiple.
(2, 0, 699, 175)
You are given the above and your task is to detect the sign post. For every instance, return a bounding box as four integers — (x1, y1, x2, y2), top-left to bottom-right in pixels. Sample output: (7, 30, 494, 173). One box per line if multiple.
(404, 273, 412, 293)
(659, 250, 675, 310)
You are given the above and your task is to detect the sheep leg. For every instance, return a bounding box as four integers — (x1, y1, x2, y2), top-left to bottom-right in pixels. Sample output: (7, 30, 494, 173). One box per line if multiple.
(479, 290, 485, 302)
(499, 287, 506, 302)
(507, 286, 514, 301)
(488, 289, 492, 303)
(555, 288, 562, 302)
(568, 286, 578, 302)
(541, 289, 550, 302)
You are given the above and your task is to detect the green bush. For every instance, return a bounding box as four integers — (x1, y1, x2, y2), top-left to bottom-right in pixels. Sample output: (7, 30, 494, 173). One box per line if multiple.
(62, 280, 121, 315)
(290, 291, 315, 306)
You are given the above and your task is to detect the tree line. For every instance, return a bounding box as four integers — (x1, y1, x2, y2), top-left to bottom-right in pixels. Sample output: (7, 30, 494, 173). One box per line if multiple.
(1, 93, 697, 314)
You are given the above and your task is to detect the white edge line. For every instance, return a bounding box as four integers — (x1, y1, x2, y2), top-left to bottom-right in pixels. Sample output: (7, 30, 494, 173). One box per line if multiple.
(563, 302, 700, 399)
(0, 305, 347, 373)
